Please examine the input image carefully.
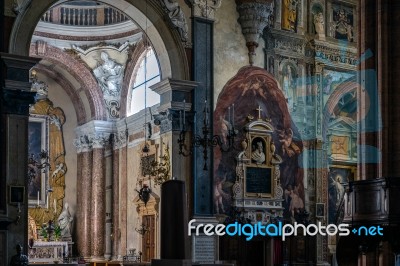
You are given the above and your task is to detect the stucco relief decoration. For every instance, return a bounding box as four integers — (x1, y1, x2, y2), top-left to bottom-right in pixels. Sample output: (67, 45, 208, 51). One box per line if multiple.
(330, 5, 354, 42)
(236, 0, 275, 65)
(214, 66, 305, 223)
(160, 0, 189, 42)
(71, 43, 130, 120)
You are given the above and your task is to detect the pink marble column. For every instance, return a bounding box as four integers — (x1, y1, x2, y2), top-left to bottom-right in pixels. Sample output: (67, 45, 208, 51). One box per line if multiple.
(76, 147, 92, 259)
(112, 148, 120, 259)
(91, 143, 106, 260)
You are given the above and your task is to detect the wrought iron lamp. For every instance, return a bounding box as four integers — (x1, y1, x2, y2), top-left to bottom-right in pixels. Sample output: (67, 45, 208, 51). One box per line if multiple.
(177, 102, 238, 170)
(135, 223, 149, 236)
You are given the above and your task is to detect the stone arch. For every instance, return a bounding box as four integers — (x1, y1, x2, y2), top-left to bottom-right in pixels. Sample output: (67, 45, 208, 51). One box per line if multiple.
(34, 64, 87, 125)
(322, 78, 360, 140)
(10, 0, 189, 80)
(29, 43, 107, 120)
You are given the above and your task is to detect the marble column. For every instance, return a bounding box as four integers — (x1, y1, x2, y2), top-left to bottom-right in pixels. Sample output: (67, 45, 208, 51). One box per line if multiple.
(74, 139, 93, 259)
(119, 144, 128, 257)
(91, 137, 106, 260)
(112, 131, 125, 260)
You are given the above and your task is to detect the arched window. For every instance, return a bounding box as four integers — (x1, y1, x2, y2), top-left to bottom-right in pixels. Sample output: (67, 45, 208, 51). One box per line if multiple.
(128, 48, 160, 116)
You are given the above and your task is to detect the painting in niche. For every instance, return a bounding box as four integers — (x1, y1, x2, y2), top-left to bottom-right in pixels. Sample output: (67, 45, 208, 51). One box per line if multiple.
(331, 4, 354, 42)
(28, 116, 48, 203)
(328, 166, 354, 224)
(281, 63, 298, 112)
(213, 66, 304, 222)
(281, 0, 299, 32)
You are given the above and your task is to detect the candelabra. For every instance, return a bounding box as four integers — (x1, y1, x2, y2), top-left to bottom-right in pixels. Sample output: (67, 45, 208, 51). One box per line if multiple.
(27, 150, 50, 185)
(135, 224, 148, 236)
(177, 101, 238, 170)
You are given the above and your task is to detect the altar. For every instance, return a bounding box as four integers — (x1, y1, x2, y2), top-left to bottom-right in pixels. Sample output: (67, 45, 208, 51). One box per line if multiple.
(28, 241, 72, 263)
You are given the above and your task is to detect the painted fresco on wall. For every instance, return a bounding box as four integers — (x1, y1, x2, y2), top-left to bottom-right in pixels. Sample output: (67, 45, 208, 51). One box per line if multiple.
(331, 4, 354, 42)
(214, 66, 304, 222)
(322, 69, 355, 104)
(328, 166, 354, 224)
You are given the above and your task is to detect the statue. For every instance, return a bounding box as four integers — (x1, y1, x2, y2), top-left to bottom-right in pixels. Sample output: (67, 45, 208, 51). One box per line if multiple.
(282, 0, 299, 32)
(57, 203, 73, 240)
(282, 65, 296, 111)
(251, 141, 266, 164)
(93, 51, 124, 97)
(9, 244, 28, 266)
(314, 12, 325, 39)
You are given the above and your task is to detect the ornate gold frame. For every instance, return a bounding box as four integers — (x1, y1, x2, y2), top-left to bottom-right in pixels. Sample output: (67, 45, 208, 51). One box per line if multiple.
(28, 98, 67, 226)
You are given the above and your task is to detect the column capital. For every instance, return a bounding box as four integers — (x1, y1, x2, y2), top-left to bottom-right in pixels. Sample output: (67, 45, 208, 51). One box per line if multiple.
(235, 0, 274, 65)
(74, 120, 115, 151)
(189, 0, 222, 20)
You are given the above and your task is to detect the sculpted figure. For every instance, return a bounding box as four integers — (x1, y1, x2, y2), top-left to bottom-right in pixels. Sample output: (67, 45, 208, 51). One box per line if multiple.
(314, 12, 325, 37)
(57, 203, 73, 240)
(252, 141, 266, 164)
(93, 52, 123, 96)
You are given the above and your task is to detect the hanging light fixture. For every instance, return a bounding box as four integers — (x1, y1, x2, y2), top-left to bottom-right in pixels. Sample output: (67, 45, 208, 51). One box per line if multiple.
(177, 1, 238, 170)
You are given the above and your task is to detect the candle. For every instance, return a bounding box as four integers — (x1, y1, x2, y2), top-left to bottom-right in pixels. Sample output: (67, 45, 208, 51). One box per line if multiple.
(37, 191, 39, 206)
(232, 103, 235, 128)
(179, 110, 182, 131)
(183, 100, 186, 129)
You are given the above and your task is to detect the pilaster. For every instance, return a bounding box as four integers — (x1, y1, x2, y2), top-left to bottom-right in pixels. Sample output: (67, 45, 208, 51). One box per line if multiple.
(0, 53, 39, 264)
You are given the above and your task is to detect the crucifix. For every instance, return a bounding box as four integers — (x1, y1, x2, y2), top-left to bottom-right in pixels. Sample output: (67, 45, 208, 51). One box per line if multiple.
(256, 105, 262, 120)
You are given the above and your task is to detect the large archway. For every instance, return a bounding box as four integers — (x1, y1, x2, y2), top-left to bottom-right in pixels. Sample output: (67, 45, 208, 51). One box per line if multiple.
(9, 0, 189, 80)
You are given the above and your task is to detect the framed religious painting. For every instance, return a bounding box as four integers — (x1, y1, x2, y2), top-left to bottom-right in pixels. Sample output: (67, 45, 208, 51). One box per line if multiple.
(27, 115, 49, 207)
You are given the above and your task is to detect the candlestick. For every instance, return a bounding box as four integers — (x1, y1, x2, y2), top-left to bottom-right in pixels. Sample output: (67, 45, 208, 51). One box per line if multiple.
(232, 103, 235, 128)
(183, 100, 186, 129)
(228, 106, 231, 124)
(179, 110, 182, 131)
(54, 199, 56, 214)
(37, 191, 39, 206)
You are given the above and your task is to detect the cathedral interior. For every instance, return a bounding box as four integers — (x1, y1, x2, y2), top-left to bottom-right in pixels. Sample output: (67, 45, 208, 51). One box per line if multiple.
(1, 0, 400, 265)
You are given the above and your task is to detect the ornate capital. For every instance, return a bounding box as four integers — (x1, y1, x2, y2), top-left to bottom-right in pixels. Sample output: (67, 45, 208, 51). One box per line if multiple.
(113, 130, 128, 150)
(236, 0, 274, 65)
(191, 0, 222, 20)
(91, 134, 108, 149)
(73, 135, 93, 153)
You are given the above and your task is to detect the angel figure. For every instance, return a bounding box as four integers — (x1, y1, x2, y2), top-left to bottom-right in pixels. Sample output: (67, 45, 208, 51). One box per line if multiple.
(214, 174, 230, 214)
(278, 128, 300, 157)
(218, 115, 232, 145)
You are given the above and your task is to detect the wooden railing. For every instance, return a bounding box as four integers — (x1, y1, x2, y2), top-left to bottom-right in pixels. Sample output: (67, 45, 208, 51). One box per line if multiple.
(40, 5, 129, 26)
